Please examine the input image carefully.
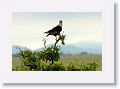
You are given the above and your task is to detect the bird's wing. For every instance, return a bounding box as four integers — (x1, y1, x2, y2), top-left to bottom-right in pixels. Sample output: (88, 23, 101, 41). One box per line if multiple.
(51, 25, 62, 32)
(46, 26, 58, 33)
(44, 25, 62, 36)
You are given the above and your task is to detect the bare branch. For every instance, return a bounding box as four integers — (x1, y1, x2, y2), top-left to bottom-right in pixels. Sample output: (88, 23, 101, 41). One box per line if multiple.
(42, 37, 46, 49)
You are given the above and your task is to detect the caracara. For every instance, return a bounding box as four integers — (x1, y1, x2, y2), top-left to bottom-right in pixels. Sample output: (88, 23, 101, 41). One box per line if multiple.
(44, 20, 62, 37)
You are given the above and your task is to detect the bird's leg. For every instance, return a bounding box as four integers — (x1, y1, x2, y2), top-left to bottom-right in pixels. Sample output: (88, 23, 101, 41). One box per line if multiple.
(55, 36, 57, 41)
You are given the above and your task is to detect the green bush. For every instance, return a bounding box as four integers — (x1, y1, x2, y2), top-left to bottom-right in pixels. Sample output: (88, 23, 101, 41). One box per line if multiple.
(18, 45, 61, 70)
(66, 62, 99, 71)
(15, 33, 99, 71)
(39, 61, 47, 71)
(80, 62, 99, 71)
(13, 60, 99, 71)
(45, 62, 66, 71)
(67, 63, 81, 71)
(12, 65, 30, 71)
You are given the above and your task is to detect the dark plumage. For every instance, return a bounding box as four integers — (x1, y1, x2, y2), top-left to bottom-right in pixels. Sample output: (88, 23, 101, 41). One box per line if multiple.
(45, 26, 62, 37)
(44, 20, 62, 37)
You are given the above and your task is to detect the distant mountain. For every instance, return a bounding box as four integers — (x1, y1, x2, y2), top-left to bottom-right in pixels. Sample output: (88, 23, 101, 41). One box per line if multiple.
(60, 45, 101, 54)
(12, 41, 102, 55)
(60, 41, 101, 54)
(71, 41, 101, 50)
(12, 45, 31, 55)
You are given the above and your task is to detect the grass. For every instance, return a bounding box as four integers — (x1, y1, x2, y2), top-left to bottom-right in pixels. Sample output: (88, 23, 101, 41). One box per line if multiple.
(12, 54, 102, 71)
(12, 56, 23, 70)
(60, 54, 102, 70)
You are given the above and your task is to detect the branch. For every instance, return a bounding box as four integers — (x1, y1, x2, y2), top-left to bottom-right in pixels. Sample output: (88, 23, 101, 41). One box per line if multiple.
(54, 35, 66, 49)
(54, 36, 61, 48)
(42, 37, 46, 49)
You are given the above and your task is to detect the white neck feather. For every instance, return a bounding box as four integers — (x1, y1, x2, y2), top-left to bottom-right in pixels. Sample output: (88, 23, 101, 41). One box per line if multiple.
(59, 23, 62, 27)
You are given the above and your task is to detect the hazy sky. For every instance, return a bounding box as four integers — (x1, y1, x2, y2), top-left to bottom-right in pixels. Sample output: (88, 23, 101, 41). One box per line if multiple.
(12, 12, 102, 50)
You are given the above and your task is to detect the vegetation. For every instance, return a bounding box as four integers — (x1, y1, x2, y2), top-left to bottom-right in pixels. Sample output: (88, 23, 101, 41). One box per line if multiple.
(12, 54, 101, 71)
(12, 33, 101, 71)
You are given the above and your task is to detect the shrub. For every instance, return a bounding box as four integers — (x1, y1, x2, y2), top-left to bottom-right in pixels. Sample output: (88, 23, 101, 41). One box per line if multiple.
(67, 63, 81, 71)
(45, 62, 66, 71)
(80, 62, 99, 71)
(39, 60, 46, 71)
(15, 32, 99, 71)
(12, 65, 30, 71)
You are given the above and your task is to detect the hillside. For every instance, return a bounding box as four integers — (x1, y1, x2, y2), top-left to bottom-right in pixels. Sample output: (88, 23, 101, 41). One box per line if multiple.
(12, 41, 101, 55)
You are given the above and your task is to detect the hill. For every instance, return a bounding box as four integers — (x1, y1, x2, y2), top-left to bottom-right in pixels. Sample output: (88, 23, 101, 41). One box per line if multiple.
(12, 45, 31, 55)
(12, 41, 101, 55)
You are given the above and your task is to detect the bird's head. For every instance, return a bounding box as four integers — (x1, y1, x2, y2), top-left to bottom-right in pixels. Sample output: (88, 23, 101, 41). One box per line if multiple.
(59, 20, 63, 27)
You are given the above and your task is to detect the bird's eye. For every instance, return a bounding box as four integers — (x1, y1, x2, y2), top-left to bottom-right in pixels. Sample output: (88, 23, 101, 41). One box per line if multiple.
(59, 20, 62, 23)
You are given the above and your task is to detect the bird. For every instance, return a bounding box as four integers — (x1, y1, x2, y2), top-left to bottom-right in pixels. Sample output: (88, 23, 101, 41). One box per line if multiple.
(44, 20, 62, 37)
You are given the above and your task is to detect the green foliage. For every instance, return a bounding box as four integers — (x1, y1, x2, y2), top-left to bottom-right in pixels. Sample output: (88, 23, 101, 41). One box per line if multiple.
(66, 62, 99, 71)
(80, 62, 99, 71)
(13, 61, 99, 71)
(14, 33, 99, 71)
(45, 62, 66, 71)
(44, 46, 60, 62)
(59, 35, 66, 45)
(18, 45, 60, 70)
(19, 50, 39, 70)
(12, 65, 30, 71)
(39, 60, 47, 71)
(67, 63, 81, 71)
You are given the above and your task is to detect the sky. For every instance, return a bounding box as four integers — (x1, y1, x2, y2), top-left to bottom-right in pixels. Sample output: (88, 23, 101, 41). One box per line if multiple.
(12, 12, 102, 50)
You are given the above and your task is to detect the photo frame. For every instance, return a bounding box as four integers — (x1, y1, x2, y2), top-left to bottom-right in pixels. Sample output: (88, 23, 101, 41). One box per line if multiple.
(0, 0, 114, 83)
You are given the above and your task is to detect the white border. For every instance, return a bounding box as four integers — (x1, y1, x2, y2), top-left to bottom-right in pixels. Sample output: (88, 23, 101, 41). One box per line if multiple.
(0, 0, 114, 83)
